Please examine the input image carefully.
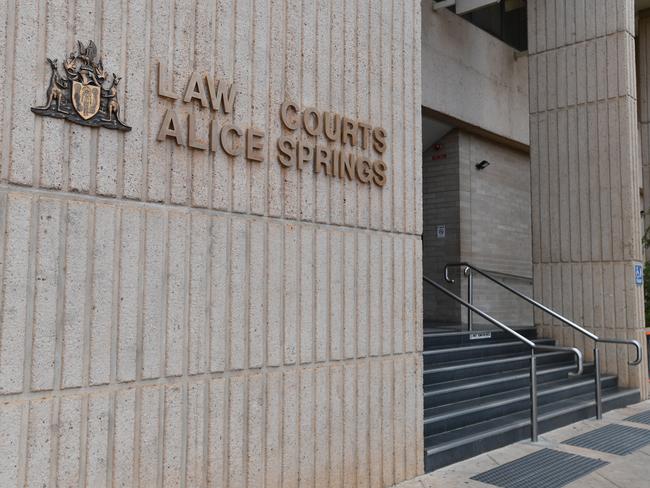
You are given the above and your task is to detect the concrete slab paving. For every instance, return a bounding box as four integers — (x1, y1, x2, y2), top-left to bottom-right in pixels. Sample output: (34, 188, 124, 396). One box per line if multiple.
(397, 400, 650, 488)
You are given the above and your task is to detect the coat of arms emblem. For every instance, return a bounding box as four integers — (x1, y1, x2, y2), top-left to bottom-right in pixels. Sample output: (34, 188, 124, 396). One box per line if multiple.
(31, 40, 130, 131)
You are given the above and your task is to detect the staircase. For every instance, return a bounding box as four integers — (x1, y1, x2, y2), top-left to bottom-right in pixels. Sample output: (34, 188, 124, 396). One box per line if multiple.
(423, 327, 641, 472)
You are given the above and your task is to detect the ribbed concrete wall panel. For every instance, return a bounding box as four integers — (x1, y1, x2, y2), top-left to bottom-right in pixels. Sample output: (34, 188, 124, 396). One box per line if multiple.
(528, 0, 647, 392)
(0, 0, 422, 486)
(0, 190, 423, 486)
(0, 1, 421, 236)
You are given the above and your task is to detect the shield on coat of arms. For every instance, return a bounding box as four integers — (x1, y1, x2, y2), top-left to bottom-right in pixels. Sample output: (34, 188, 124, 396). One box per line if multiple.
(71, 80, 101, 120)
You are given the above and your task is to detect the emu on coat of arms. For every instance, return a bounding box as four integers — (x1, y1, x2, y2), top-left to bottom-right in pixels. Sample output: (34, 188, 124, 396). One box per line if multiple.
(32, 40, 130, 131)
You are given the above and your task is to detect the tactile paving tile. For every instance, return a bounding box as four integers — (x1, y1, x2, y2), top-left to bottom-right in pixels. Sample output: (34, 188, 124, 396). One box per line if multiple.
(624, 409, 650, 426)
(471, 448, 607, 488)
(562, 423, 650, 455)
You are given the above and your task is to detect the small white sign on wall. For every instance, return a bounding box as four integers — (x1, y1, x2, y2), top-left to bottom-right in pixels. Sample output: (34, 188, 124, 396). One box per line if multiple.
(470, 332, 492, 340)
(436, 225, 446, 239)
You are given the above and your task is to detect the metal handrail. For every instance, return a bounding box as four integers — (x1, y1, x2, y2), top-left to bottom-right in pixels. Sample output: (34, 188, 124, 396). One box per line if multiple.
(471, 267, 533, 283)
(443, 262, 643, 419)
(423, 275, 583, 442)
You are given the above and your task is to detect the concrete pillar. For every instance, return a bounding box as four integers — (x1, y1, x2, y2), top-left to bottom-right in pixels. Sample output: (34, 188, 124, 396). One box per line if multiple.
(527, 1, 648, 393)
(639, 11, 650, 259)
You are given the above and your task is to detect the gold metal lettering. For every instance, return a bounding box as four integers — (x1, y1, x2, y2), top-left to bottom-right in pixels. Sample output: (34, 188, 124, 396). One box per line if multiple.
(298, 141, 313, 170)
(206, 76, 237, 113)
(277, 136, 296, 167)
(358, 121, 372, 150)
(341, 151, 356, 180)
(157, 108, 183, 145)
(372, 160, 387, 187)
(246, 128, 265, 162)
(303, 107, 322, 136)
(314, 145, 332, 175)
(341, 117, 358, 147)
(280, 101, 300, 130)
(183, 71, 209, 107)
(188, 112, 208, 150)
(356, 157, 372, 183)
(331, 148, 340, 177)
(372, 127, 387, 154)
(220, 124, 243, 156)
(157, 62, 179, 100)
(324, 112, 341, 142)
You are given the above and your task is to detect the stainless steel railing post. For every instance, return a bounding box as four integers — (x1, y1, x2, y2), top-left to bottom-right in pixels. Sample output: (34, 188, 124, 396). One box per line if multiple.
(465, 266, 473, 332)
(423, 274, 583, 445)
(443, 262, 644, 425)
(530, 349, 538, 442)
(594, 347, 603, 420)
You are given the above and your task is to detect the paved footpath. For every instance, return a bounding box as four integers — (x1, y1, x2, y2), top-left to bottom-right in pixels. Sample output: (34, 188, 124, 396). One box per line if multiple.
(396, 399, 650, 488)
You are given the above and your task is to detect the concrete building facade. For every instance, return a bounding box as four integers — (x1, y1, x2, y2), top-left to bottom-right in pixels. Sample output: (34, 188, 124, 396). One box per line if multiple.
(0, 1, 422, 486)
(0, 0, 649, 486)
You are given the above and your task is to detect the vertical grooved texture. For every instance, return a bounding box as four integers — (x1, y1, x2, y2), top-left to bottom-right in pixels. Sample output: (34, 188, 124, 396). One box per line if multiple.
(528, 0, 647, 393)
(0, 0, 423, 485)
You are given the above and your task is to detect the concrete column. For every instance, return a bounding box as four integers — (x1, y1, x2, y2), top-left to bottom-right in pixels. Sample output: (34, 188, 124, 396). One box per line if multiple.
(527, 1, 648, 393)
(639, 11, 650, 260)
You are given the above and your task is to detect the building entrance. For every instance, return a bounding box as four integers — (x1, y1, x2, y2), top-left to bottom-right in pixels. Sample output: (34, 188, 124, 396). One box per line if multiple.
(419, 114, 640, 472)
(421, 110, 534, 334)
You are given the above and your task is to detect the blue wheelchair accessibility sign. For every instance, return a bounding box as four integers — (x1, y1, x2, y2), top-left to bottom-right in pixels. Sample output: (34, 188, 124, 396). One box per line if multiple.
(635, 264, 644, 286)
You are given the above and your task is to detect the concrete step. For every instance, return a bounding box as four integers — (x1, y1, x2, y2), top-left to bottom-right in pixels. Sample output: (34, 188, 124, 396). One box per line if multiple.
(423, 350, 576, 385)
(423, 374, 617, 437)
(424, 338, 556, 365)
(423, 362, 594, 409)
(423, 386, 641, 472)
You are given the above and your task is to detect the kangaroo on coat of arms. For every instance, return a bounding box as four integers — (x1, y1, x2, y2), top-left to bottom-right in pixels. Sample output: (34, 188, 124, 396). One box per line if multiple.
(32, 40, 131, 131)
